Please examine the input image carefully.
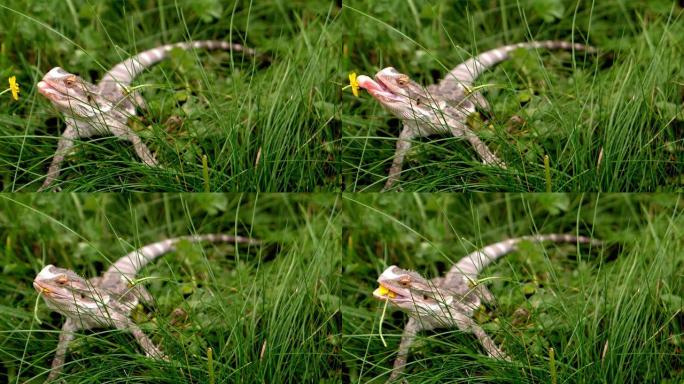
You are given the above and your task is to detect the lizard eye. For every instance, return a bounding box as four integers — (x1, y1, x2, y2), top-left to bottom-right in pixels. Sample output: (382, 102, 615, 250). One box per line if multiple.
(56, 276, 68, 284)
(398, 277, 411, 286)
(397, 75, 409, 86)
(64, 77, 77, 87)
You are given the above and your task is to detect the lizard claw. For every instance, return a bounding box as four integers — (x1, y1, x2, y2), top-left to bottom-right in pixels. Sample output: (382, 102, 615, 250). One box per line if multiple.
(147, 349, 169, 361)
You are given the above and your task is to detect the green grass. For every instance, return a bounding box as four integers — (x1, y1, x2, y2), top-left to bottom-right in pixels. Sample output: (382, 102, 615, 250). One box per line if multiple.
(2, 193, 683, 383)
(341, 194, 683, 383)
(0, 1, 341, 192)
(342, 0, 684, 191)
(0, 193, 341, 383)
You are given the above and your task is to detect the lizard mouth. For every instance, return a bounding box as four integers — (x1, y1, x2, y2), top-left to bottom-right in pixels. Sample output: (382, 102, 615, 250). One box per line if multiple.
(37, 80, 62, 101)
(373, 284, 441, 306)
(357, 75, 404, 104)
(32, 281, 50, 294)
(373, 284, 397, 300)
(372, 284, 417, 304)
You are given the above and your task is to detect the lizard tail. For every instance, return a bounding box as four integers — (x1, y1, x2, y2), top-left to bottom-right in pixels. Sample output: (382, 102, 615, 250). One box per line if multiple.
(99, 40, 257, 88)
(446, 40, 596, 86)
(105, 234, 261, 281)
(449, 234, 601, 281)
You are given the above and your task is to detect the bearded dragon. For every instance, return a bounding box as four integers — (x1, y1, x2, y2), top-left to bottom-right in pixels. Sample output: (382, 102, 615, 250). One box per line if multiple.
(357, 41, 596, 191)
(36, 40, 257, 191)
(33, 233, 260, 381)
(373, 233, 601, 382)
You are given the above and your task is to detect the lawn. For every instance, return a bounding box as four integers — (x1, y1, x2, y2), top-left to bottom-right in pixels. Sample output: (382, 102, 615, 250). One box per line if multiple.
(341, 193, 683, 382)
(0, 193, 341, 383)
(0, 1, 341, 192)
(342, 0, 684, 191)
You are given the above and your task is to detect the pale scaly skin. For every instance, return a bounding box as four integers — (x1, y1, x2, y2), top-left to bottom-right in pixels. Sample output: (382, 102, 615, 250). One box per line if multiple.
(373, 234, 601, 382)
(36, 40, 256, 191)
(357, 41, 597, 191)
(33, 234, 260, 381)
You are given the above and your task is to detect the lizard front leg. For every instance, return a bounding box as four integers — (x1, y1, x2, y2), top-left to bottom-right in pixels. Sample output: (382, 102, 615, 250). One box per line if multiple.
(387, 317, 421, 382)
(109, 121, 159, 167)
(468, 91, 491, 112)
(445, 117, 505, 168)
(382, 125, 418, 192)
(46, 319, 78, 381)
(131, 284, 154, 305)
(132, 92, 148, 112)
(38, 119, 95, 191)
(465, 134, 505, 168)
(112, 317, 167, 361)
(472, 283, 496, 304)
(457, 316, 509, 361)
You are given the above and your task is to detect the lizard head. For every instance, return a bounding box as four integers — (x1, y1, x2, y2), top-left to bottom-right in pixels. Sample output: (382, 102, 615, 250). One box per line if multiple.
(37, 67, 106, 119)
(33, 265, 109, 318)
(373, 265, 454, 316)
(357, 68, 436, 122)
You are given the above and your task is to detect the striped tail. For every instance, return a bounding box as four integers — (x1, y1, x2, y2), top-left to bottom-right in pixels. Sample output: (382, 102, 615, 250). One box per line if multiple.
(98, 40, 256, 89)
(446, 234, 600, 282)
(103, 234, 260, 281)
(446, 40, 596, 86)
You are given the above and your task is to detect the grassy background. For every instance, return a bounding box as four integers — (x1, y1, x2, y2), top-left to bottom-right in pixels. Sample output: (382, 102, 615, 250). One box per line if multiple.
(341, 194, 683, 382)
(342, 0, 684, 191)
(0, 193, 341, 383)
(0, 1, 340, 192)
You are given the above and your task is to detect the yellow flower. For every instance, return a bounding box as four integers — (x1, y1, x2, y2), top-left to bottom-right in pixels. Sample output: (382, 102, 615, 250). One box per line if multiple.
(373, 285, 396, 299)
(348, 72, 359, 97)
(8, 76, 19, 100)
